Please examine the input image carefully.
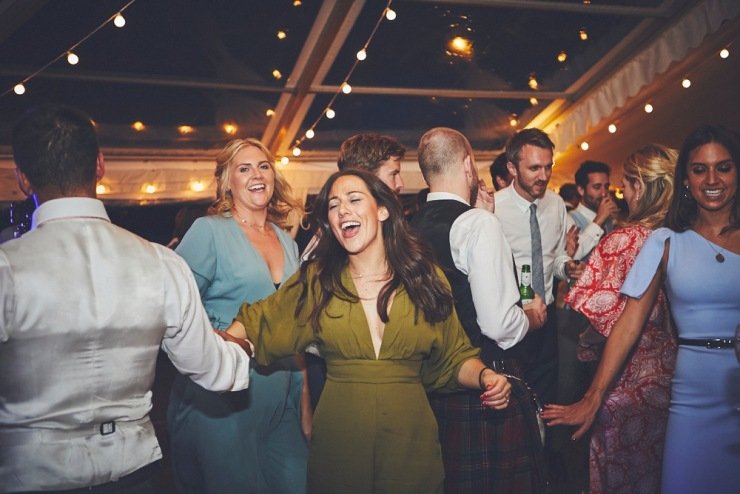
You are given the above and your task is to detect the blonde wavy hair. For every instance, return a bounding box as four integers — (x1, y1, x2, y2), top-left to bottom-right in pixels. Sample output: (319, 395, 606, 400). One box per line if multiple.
(622, 143, 677, 230)
(208, 138, 304, 230)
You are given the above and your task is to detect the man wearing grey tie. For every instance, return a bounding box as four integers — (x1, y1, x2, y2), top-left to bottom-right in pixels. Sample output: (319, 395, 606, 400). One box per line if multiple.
(493, 128, 581, 406)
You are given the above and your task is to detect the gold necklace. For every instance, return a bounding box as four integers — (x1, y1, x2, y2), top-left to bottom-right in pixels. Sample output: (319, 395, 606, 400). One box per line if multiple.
(233, 211, 270, 235)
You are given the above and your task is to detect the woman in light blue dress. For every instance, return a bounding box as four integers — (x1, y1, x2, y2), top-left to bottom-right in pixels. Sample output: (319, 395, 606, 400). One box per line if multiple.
(167, 138, 309, 494)
(542, 125, 739, 493)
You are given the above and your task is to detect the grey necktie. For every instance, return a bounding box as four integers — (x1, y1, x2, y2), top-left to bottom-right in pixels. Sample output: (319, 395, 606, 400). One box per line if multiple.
(529, 203, 546, 298)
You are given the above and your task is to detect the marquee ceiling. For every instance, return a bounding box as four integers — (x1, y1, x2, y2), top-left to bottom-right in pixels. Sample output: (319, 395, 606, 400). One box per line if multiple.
(0, 0, 738, 202)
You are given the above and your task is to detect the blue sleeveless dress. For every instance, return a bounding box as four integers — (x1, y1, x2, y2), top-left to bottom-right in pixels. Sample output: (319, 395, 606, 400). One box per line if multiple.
(621, 228, 739, 493)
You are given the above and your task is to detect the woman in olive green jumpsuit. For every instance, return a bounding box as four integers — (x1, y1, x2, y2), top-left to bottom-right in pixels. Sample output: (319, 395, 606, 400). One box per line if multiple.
(227, 169, 512, 493)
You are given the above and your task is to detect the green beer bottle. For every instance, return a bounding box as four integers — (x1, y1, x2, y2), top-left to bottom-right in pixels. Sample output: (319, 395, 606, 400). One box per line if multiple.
(519, 264, 534, 305)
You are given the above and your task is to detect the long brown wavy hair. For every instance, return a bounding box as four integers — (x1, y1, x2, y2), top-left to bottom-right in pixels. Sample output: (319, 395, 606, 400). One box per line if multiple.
(293, 169, 454, 333)
(208, 138, 303, 230)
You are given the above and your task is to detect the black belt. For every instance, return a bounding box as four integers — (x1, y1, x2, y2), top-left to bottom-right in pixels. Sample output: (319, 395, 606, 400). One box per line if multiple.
(677, 337, 735, 349)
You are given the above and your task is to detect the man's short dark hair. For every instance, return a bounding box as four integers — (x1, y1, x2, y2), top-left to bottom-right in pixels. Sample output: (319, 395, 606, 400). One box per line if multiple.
(574, 160, 611, 188)
(489, 153, 509, 190)
(558, 183, 580, 204)
(337, 133, 405, 173)
(12, 104, 99, 193)
(505, 128, 554, 168)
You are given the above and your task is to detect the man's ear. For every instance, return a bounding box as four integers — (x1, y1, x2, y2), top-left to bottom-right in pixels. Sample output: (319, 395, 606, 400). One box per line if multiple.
(463, 154, 473, 178)
(96, 152, 105, 182)
(14, 168, 33, 197)
(378, 206, 390, 222)
(506, 161, 518, 178)
(577, 185, 585, 197)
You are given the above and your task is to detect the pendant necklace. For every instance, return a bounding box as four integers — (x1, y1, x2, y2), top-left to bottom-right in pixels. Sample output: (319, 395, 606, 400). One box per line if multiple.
(705, 238, 726, 263)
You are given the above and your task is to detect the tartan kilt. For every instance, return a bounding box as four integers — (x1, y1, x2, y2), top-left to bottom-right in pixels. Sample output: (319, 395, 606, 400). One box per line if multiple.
(429, 378, 546, 494)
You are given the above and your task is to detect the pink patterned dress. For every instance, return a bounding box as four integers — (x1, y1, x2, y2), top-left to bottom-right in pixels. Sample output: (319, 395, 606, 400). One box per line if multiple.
(565, 225, 677, 494)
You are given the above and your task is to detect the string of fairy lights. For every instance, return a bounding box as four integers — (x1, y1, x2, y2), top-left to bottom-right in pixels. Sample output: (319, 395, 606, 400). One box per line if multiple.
(1, 0, 137, 99)
(287, 0, 397, 160)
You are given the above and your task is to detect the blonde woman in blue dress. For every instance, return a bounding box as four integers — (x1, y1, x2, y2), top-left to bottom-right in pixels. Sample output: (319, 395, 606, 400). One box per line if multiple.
(167, 138, 310, 494)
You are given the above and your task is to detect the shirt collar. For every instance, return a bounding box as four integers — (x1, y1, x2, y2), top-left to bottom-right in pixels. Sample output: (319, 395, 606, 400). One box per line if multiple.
(427, 191, 470, 206)
(506, 182, 540, 212)
(574, 202, 597, 221)
(32, 197, 110, 230)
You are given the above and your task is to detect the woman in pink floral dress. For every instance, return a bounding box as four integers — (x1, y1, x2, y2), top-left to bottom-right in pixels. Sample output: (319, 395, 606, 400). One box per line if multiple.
(543, 144, 678, 494)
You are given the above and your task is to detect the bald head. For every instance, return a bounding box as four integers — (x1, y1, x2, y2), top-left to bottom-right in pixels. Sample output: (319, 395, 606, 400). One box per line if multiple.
(417, 127, 472, 184)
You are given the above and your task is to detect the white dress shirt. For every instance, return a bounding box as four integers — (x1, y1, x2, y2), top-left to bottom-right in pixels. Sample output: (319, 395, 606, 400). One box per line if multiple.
(567, 202, 606, 261)
(494, 184, 571, 305)
(428, 192, 529, 349)
(0, 197, 251, 492)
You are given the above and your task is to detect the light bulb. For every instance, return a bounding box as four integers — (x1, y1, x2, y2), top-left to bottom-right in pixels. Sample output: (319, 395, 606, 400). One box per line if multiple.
(608, 123, 617, 134)
(222, 123, 238, 135)
(644, 103, 654, 113)
(131, 121, 146, 132)
(356, 49, 367, 61)
(719, 48, 729, 59)
(67, 52, 79, 65)
(341, 82, 352, 94)
(276, 30, 287, 40)
(272, 69, 282, 80)
(326, 108, 335, 119)
(557, 51, 567, 63)
(385, 8, 396, 21)
(529, 97, 539, 106)
(579, 28, 588, 41)
(144, 184, 157, 194)
(96, 184, 109, 195)
(113, 13, 126, 28)
(292, 147, 301, 157)
(509, 118, 518, 127)
(280, 156, 290, 166)
(13, 83, 25, 95)
(190, 181, 205, 192)
(266, 109, 275, 117)
(178, 125, 195, 135)
(681, 78, 691, 89)
(305, 129, 315, 139)
(580, 141, 589, 151)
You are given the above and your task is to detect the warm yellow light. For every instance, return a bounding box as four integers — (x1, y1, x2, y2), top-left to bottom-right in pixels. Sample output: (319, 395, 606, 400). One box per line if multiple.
(96, 184, 109, 195)
(644, 103, 654, 113)
(583, 0, 591, 5)
(356, 49, 367, 61)
(529, 97, 539, 106)
(276, 30, 287, 40)
(292, 147, 301, 157)
(272, 69, 282, 80)
(580, 141, 590, 151)
(385, 8, 397, 21)
(341, 82, 352, 94)
(293, 0, 302, 6)
(614, 189, 624, 200)
(579, 29, 588, 41)
(448, 36, 473, 58)
(305, 129, 315, 139)
(190, 181, 205, 192)
(131, 121, 146, 132)
(509, 117, 518, 127)
(280, 156, 290, 166)
(143, 184, 157, 194)
(113, 13, 126, 28)
(222, 122, 238, 135)
(681, 78, 691, 89)
(528, 75, 539, 90)
(719, 48, 729, 59)
(608, 123, 617, 134)
(13, 83, 25, 95)
(178, 125, 195, 135)
(67, 52, 79, 65)
(557, 51, 567, 63)
(325, 108, 336, 119)
(266, 108, 275, 117)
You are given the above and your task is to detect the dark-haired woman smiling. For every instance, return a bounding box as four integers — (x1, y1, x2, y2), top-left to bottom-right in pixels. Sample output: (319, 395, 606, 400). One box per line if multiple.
(226, 169, 511, 493)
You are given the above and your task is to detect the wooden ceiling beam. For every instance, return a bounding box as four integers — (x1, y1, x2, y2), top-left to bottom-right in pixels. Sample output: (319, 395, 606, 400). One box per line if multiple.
(261, 0, 366, 156)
